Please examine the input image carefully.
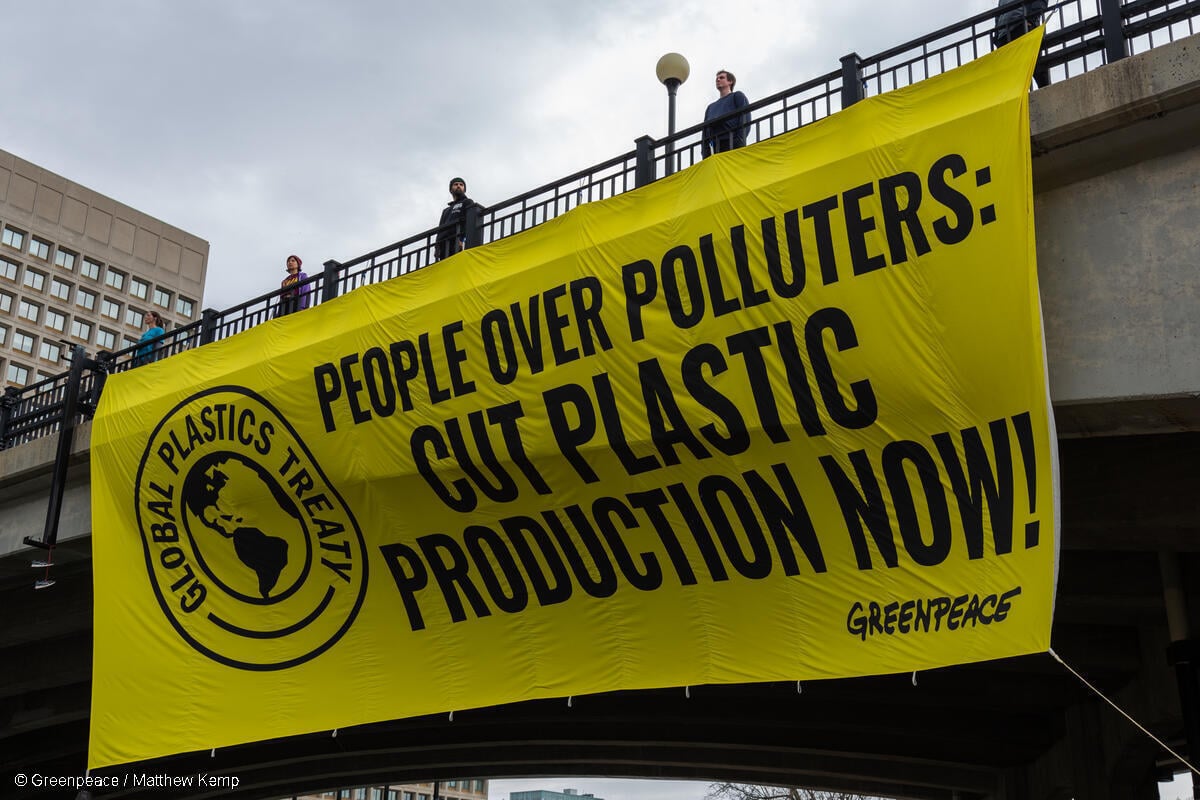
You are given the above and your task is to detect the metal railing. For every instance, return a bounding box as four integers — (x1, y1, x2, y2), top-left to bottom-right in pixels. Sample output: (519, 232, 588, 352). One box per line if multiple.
(2, 0, 1197, 456)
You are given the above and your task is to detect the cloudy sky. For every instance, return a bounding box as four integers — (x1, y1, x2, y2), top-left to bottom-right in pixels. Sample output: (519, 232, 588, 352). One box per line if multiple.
(0, 0, 1000, 310)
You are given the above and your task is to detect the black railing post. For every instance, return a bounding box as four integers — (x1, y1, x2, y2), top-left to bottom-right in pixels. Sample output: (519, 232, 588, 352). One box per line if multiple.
(0, 386, 19, 450)
(322, 260, 342, 303)
(83, 351, 114, 418)
(199, 308, 220, 346)
(1100, 0, 1128, 64)
(464, 203, 484, 249)
(841, 53, 865, 108)
(25, 344, 89, 552)
(634, 135, 655, 188)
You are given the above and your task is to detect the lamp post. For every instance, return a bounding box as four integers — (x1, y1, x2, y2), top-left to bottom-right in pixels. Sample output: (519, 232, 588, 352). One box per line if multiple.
(656, 52, 690, 176)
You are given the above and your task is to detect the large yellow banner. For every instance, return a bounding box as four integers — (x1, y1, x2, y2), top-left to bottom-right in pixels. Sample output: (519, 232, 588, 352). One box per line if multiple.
(90, 32, 1054, 767)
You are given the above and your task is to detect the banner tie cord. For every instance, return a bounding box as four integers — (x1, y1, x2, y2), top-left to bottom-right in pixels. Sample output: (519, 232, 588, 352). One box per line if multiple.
(912, 671, 918, 687)
(567, 696, 573, 708)
(1050, 647, 1200, 777)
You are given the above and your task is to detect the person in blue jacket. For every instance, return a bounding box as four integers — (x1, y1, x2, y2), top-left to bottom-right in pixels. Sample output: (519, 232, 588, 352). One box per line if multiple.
(702, 69, 750, 158)
(134, 310, 165, 367)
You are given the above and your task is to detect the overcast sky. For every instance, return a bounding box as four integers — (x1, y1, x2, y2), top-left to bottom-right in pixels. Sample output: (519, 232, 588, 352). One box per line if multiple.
(0, 0, 1000, 310)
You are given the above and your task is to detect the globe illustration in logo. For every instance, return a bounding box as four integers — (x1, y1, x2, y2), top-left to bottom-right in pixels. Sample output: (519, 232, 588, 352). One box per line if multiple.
(181, 451, 311, 604)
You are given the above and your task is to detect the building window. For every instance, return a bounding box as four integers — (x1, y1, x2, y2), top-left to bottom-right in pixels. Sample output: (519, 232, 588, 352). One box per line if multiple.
(39, 340, 61, 363)
(104, 268, 125, 291)
(29, 236, 51, 260)
(122, 336, 139, 349)
(101, 297, 121, 319)
(23, 268, 46, 291)
(96, 328, 116, 349)
(50, 278, 71, 301)
(0, 291, 11, 312)
(2, 226, 26, 250)
(18, 299, 39, 323)
(80, 258, 101, 280)
(70, 319, 91, 341)
(0, 257, 17, 281)
(153, 287, 172, 308)
(0, 324, 6, 345)
(55, 248, 76, 271)
(129, 276, 149, 300)
(12, 330, 34, 354)
(76, 288, 96, 311)
(176, 296, 195, 317)
(6, 362, 29, 385)
(45, 308, 66, 332)
(125, 307, 143, 326)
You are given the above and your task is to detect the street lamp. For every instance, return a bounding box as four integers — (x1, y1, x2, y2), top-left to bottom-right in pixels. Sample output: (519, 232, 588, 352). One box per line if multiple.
(656, 52, 689, 175)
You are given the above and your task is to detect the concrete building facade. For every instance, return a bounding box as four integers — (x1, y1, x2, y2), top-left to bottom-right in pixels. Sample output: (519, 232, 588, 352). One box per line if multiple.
(294, 779, 489, 800)
(510, 789, 604, 800)
(0, 147, 208, 389)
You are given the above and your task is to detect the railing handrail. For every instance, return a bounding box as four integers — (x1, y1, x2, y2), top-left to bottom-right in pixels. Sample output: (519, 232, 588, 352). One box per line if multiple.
(3, 0, 1195, 451)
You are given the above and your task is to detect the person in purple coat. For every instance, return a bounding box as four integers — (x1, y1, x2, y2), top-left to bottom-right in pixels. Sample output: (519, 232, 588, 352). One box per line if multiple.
(276, 254, 311, 317)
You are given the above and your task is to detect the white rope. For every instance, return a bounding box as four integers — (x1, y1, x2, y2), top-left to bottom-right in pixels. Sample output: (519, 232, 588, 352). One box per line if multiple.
(1049, 648, 1200, 777)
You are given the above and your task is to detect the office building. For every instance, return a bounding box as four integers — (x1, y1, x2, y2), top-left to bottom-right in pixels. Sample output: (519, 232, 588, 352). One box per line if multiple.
(510, 789, 604, 800)
(0, 147, 208, 389)
(292, 779, 490, 800)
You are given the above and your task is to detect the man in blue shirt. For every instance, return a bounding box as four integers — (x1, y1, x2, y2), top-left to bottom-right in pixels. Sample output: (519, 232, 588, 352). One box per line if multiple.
(702, 69, 750, 158)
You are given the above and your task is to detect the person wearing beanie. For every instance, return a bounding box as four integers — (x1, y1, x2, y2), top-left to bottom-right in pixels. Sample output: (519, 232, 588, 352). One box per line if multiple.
(275, 253, 312, 317)
(435, 177, 482, 261)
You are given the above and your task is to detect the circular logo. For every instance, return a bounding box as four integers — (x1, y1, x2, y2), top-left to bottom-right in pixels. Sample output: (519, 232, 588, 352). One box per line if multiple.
(135, 386, 368, 670)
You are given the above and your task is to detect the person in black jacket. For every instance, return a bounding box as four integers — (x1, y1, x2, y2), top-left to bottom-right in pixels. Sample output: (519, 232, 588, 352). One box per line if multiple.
(992, 0, 1051, 88)
(435, 177, 481, 261)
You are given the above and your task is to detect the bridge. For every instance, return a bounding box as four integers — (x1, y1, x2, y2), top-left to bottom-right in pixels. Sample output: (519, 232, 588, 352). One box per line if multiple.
(3, 2, 1200, 798)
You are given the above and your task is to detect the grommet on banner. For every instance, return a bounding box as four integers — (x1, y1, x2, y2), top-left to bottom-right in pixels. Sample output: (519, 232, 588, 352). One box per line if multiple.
(911, 671, 918, 687)
(685, 685, 691, 699)
(567, 696, 573, 708)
